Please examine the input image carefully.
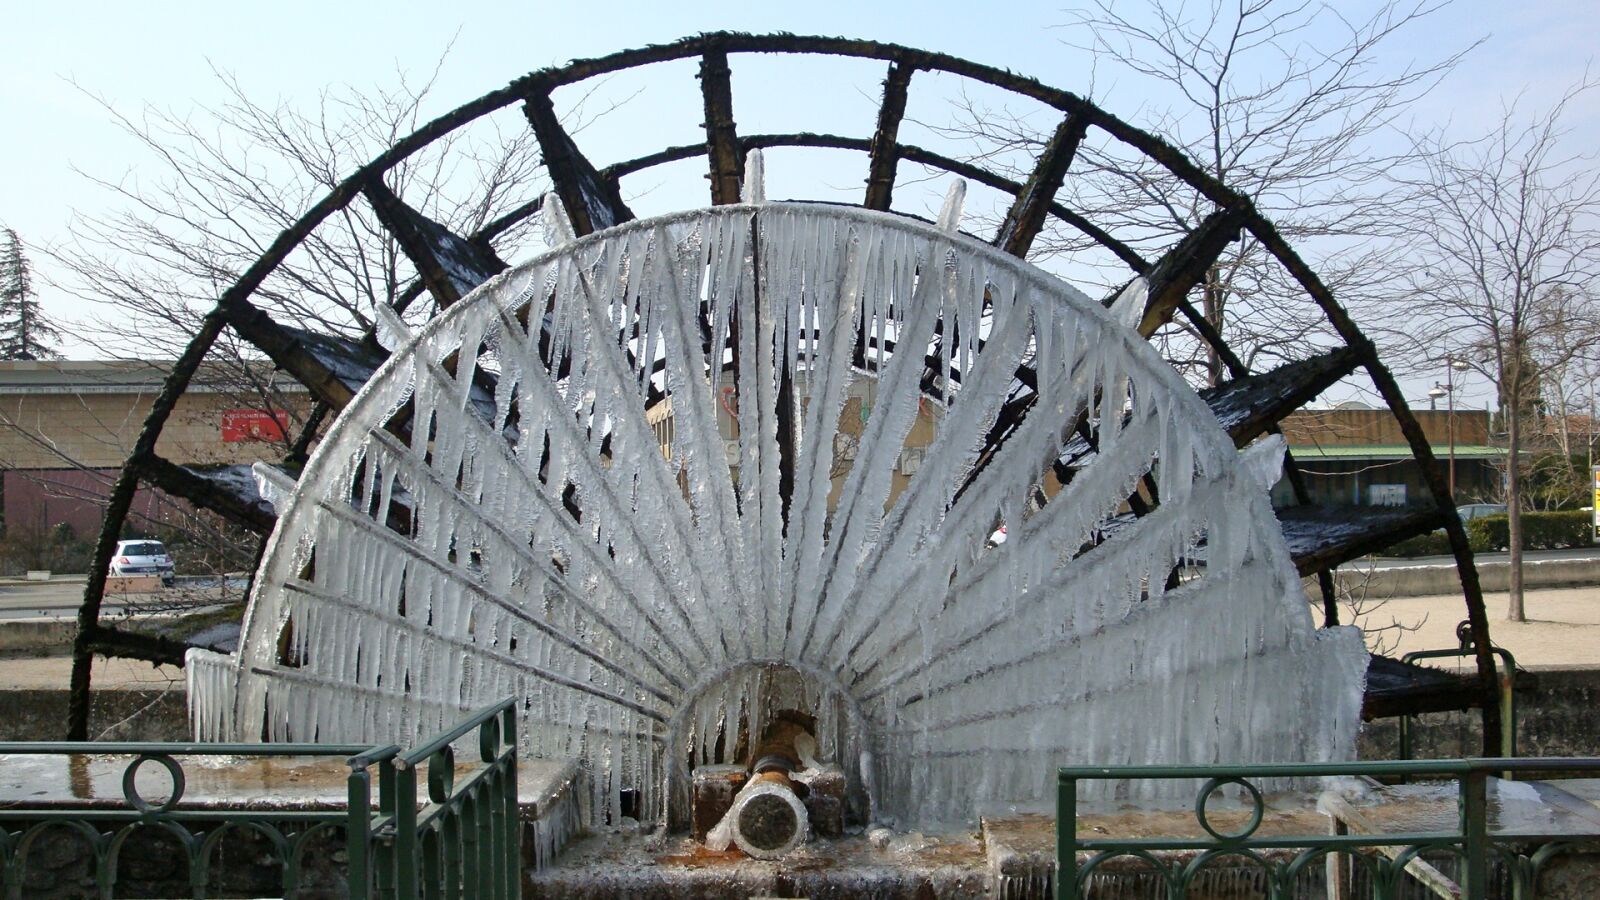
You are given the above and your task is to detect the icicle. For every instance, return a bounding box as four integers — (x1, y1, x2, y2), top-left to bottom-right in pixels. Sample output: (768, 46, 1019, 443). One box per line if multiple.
(741, 149, 765, 203)
(542, 195, 577, 248)
(1107, 276, 1148, 329)
(1239, 433, 1287, 492)
(936, 179, 967, 232)
(374, 302, 414, 352)
(251, 461, 297, 515)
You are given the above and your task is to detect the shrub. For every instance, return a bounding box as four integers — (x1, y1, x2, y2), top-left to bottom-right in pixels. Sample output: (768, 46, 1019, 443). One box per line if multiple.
(0, 520, 95, 575)
(1382, 530, 1453, 557)
(1375, 509, 1596, 557)
(1466, 510, 1595, 551)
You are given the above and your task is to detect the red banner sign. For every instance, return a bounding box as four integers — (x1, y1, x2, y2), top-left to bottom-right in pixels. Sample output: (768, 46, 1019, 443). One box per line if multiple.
(221, 409, 290, 443)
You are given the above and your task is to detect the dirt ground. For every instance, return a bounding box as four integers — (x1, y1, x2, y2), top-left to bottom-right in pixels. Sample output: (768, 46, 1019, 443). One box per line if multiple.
(1345, 585, 1600, 669)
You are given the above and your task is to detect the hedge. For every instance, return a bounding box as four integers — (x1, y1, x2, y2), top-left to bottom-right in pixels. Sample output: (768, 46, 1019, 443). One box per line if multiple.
(1465, 510, 1595, 552)
(1378, 509, 1596, 557)
(1382, 530, 1453, 557)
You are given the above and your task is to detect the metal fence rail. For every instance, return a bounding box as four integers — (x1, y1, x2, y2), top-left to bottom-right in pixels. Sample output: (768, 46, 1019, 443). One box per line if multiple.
(0, 698, 519, 899)
(0, 740, 376, 899)
(350, 698, 519, 900)
(1056, 758, 1600, 900)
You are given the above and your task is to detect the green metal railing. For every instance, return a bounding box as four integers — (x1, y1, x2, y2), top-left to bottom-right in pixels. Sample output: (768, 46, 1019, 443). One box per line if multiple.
(0, 740, 372, 899)
(349, 698, 520, 900)
(0, 698, 519, 899)
(1057, 758, 1600, 900)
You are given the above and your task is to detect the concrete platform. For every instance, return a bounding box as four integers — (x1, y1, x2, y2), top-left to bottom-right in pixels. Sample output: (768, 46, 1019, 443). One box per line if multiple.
(982, 798, 1336, 899)
(525, 778, 1600, 899)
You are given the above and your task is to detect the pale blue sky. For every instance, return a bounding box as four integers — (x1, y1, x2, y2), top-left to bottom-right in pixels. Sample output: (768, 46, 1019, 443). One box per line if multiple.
(2, 0, 1595, 409)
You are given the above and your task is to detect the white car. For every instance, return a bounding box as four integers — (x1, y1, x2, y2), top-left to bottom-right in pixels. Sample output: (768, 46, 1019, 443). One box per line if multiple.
(1457, 503, 1508, 521)
(109, 540, 175, 584)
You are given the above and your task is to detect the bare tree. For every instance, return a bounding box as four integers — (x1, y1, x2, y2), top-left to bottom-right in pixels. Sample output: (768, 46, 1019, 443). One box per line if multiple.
(10, 58, 567, 636)
(46, 56, 549, 434)
(1515, 288, 1600, 511)
(939, 0, 1471, 384)
(1386, 80, 1600, 622)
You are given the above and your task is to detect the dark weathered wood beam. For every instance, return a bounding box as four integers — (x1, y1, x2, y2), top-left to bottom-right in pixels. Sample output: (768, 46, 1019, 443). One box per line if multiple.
(1281, 506, 1443, 577)
(363, 177, 508, 309)
(1200, 346, 1367, 446)
(1135, 208, 1247, 337)
(994, 115, 1089, 258)
(699, 50, 743, 205)
(220, 305, 370, 410)
(523, 87, 634, 235)
(84, 624, 191, 667)
(139, 456, 277, 534)
(863, 61, 916, 210)
(602, 132, 1153, 272)
(284, 402, 329, 467)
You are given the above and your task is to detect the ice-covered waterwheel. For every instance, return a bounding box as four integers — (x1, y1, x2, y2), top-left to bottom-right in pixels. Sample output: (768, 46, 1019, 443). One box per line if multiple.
(195, 188, 1366, 827)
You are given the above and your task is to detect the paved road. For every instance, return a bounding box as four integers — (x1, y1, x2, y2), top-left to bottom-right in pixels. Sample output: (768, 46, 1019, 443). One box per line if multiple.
(0, 576, 240, 620)
(1365, 547, 1600, 569)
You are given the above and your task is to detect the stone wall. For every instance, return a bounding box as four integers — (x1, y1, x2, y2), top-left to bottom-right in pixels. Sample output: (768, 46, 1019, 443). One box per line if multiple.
(1359, 666, 1600, 760)
(5, 667, 1598, 761)
(0, 689, 188, 742)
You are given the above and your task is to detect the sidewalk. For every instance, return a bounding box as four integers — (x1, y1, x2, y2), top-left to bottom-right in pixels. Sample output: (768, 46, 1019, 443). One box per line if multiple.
(0, 654, 183, 690)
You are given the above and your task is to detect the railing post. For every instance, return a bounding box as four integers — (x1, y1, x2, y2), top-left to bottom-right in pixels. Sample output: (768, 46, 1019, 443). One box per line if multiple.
(376, 757, 399, 900)
(1056, 772, 1078, 900)
(485, 778, 505, 900)
(501, 705, 520, 898)
(420, 824, 442, 900)
(1461, 765, 1489, 900)
(395, 762, 419, 900)
(348, 767, 373, 900)
(442, 804, 462, 900)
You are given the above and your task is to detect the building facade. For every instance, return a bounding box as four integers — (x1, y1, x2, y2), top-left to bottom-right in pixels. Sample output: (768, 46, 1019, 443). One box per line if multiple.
(0, 360, 311, 538)
(1270, 405, 1500, 508)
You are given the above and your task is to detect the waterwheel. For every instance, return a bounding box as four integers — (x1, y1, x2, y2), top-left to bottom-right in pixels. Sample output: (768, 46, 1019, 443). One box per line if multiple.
(188, 180, 1365, 824)
(71, 34, 1500, 826)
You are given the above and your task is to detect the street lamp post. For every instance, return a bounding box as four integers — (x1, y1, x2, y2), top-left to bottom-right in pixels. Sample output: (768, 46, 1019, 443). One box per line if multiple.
(1444, 356, 1470, 500)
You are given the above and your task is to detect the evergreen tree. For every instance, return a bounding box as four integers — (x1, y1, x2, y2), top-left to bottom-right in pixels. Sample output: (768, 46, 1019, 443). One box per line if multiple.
(0, 228, 60, 360)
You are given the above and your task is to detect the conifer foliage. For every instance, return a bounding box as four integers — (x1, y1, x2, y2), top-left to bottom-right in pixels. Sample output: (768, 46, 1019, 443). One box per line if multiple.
(0, 228, 59, 360)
